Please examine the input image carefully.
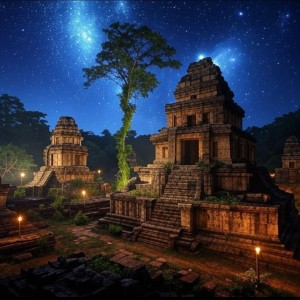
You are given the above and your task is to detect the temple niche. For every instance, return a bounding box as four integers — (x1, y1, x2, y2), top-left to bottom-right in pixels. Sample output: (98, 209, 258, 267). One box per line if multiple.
(27, 116, 94, 195)
(100, 57, 300, 274)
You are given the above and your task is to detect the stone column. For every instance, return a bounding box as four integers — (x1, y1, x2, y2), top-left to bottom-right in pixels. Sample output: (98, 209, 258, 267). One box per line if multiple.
(178, 203, 194, 232)
(0, 182, 10, 208)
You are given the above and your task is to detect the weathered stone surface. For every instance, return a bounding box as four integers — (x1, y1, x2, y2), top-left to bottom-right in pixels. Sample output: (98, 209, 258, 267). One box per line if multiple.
(276, 136, 300, 184)
(13, 252, 33, 262)
(26, 116, 95, 196)
(179, 271, 199, 285)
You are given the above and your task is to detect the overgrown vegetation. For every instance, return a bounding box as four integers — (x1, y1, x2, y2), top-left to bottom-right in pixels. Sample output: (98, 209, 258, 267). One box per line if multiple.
(83, 22, 181, 190)
(129, 189, 158, 198)
(199, 191, 241, 206)
(228, 268, 272, 297)
(107, 224, 123, 236)
(73, 211, 89, 226)
(87, 255, 134, 278)
(196, 159, 228, 169)
(13, 187, 26, 199)
(27, 208, 43, 221)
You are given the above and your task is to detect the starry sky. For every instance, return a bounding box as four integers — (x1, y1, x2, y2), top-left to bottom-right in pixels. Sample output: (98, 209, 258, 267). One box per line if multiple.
(1, 0, 300, 136)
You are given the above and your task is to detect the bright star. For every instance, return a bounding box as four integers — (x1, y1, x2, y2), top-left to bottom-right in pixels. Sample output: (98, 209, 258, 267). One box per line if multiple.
(238, 11, 243, 16)
(198, 54, 205, 60)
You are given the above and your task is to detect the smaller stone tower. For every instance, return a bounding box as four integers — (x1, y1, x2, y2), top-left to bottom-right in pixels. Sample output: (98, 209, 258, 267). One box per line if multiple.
(27, 116, 94, 195)
(275, 136, 300, 184)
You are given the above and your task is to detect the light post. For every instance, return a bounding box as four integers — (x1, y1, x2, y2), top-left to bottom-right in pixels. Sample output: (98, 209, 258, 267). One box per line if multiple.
(20, 172, 25, 187)
(82, 190, 86, 208)
(255, 246, 261, 287)
(18, 215, 22, 237)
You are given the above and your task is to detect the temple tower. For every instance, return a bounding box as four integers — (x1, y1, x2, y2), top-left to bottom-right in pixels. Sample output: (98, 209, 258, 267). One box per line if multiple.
(151, 57, 255, 166)
(27, 116, 94, 195)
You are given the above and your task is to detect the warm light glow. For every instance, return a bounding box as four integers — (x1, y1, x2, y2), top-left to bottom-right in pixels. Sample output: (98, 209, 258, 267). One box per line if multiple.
(82, 190, 86, 196)
(97, 169, 101, 174)
(18, 215, 23, 222)
(270, 172, 275, 178)
(255, 246, 261, 255)
(20, 172, 25, 178)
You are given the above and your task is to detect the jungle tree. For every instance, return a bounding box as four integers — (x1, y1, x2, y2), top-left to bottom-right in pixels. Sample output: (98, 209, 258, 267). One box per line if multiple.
(83, 22, 181, 190)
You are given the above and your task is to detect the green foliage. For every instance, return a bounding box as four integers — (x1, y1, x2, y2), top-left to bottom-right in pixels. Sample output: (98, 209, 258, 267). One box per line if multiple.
(164, 162, 174, 173)
(27, 209, 43, 221)
(196, 159, 227, 169)
(0, 144, 36, 184)
(73, 211, 89, 226)
(51, 210, 65, 222)
(107, 224, 123, 236)
(229, 268, 272, 297)
(50, 197, 64, 212)
(83, 22, 181, 190)
(87, 256, 134, 278)
(0, 94, 50, 168)
(14, 187, 26, 199)
(70, 178, 85, 188)
(129, 189, 158, 198)
(196, 159, 212, 168)
(39, 204, 45, 209)
(36, 235, 49, 254)
(200, 191, 240, 206)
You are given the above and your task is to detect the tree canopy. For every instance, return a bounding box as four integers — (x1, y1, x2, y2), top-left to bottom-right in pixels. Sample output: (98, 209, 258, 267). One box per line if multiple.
(83, 22, 181, 190)
(246, 108, 300, 170)
(0, 144, 36, 185)
(0, 94, 50, 166)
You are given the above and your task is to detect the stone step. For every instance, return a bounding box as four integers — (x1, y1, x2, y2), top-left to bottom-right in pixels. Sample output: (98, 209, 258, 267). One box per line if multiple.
(137, 235, 169, 248)
(142, 222, 181, 235)
(149, 218, 181, 228)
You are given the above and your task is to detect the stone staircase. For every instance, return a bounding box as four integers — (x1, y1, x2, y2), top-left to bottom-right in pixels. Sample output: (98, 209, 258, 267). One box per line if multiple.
(136, 165, 201, 248)
(26, 167, 54, 188)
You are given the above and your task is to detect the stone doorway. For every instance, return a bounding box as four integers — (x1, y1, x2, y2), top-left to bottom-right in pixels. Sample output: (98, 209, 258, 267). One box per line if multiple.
(181, 140, 199, 164)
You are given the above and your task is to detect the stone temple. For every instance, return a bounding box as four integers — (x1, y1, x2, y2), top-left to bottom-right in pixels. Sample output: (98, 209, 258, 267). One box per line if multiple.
(275, 136, 300, 185)
(26, 116, 94, 196)
(99, 57, 300, 273)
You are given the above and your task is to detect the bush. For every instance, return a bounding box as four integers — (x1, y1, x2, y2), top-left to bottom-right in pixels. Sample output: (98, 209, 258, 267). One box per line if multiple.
(73, 211, 89, 226)
(27, 209, 43, 221)
(229, 268, 272, 297)
(37, 235, 49, 254)
(70, 178, 85, 188)
(87, 256, 120, 273)
(51, 210, 65, 222)
(14, 187, 26, 199)
(108, 224, 122, 236)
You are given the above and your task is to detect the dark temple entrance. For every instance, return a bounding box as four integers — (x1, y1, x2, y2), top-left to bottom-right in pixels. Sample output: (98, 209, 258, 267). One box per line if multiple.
(181, 140, 199, 164)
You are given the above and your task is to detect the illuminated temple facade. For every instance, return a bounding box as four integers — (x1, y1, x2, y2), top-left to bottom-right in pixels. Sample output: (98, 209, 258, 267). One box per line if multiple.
(27, 116, 94, 195)
(100, 57, 300, 274)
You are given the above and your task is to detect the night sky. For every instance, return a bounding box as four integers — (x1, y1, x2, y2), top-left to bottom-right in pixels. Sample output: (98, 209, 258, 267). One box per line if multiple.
(1, 0, 299, 136)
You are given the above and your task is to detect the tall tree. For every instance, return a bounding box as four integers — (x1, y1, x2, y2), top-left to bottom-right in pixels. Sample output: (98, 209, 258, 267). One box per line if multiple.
(0, 94, 50, 166)
(0, 144, 36, 185)
(83, 22, 181, 190)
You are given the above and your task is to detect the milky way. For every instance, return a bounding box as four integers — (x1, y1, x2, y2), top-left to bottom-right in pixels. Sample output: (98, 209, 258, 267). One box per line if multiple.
(0, 0, 299, 135)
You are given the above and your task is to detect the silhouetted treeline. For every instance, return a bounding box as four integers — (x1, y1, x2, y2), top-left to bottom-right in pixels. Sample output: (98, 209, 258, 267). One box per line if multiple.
(246, 108, 300, 171)
(0, 94, 50, 166)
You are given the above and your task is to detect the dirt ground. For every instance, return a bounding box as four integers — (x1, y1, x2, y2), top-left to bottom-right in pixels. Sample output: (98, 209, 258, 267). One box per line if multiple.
(1, 220, 300, 297)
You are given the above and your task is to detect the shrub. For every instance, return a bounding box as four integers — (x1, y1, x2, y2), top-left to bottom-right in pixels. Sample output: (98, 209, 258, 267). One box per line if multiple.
(37, 235, 49, 254)
(73, 211, 89, 226)
(27, 209, 43, 221)
(14, 187, 26, 199)
(51, 210, 65, 222)
(108, 224, 122, 236)
(229, 268, 272, 297)
(87, 256, 120, 273)
(164, 162, 173, 173)
(70, 178, 85, 188)
(196, 160, 212, 169)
